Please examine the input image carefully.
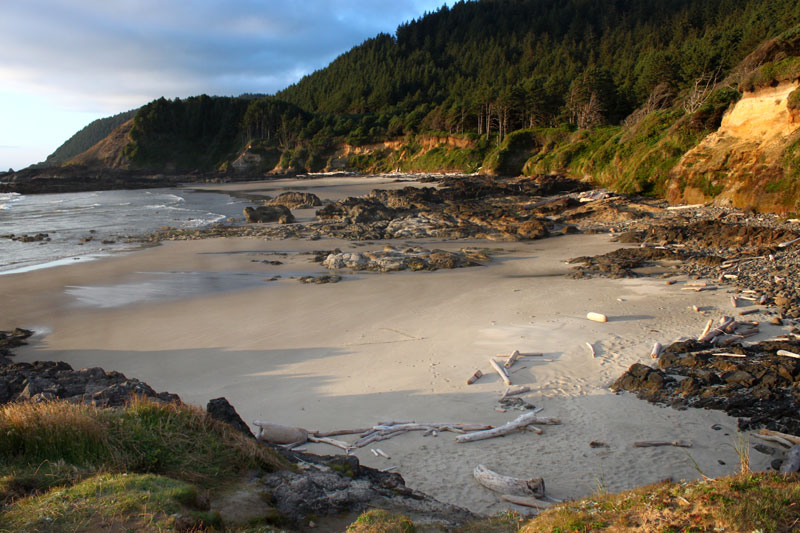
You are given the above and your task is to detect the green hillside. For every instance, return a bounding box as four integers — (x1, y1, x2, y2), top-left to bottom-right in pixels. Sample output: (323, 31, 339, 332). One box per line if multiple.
(52, 0, 800, 210)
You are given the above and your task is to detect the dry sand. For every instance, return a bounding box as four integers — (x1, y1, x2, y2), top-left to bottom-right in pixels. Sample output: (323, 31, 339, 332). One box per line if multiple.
(0, 177, 784, 515)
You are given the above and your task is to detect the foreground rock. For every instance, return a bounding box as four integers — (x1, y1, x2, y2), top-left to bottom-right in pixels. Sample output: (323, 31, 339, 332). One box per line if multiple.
(611, 338, 800, 435)
(322, 246, 490, 272)
(261, 450, 477, 529)
(0, 360, 181, 406)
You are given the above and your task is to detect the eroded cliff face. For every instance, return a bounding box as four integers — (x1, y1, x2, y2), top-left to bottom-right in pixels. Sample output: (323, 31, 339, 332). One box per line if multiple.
(668, 81, 800, 213)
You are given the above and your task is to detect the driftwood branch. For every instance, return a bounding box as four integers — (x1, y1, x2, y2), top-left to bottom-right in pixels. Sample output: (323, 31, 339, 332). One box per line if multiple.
(777, 350, 800, 359)
(474, 464, 545, 498)
(456, 412, 560, 443)
(634, 440, 692, 448)
(759, 429, 800, 446)
(501, 494, 554, 509)
(500, 386, 531, 400)
(490, 358, 512, 386)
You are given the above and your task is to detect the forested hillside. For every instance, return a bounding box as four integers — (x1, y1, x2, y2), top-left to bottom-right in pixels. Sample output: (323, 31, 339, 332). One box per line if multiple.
(40, 109, 136, 167)
(47, 0, 800, 211)
(277, 0, 800, 139)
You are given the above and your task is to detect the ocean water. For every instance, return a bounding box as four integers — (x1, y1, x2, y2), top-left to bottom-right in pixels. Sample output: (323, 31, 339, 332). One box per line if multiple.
(0, 188, 252, 274)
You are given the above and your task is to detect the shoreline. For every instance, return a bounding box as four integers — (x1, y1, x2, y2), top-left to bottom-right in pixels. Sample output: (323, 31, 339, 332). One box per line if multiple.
(2, 174, 798, 517)
(1, 230, 781, 514)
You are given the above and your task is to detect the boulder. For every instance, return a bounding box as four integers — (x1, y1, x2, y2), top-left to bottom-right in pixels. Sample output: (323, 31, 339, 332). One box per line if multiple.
(207, 397, 255, 438)
(244, 205, 295, 224)
(268, 192, 322, 209)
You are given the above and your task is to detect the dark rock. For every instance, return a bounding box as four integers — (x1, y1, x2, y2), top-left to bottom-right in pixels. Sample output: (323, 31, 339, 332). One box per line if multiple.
(206, 397, 255, 438)
(244, 205, 295, 224)
(771, 458, 784, 470)
(261, 450, 476, 528)
(754, 444, 776, 455)
(268, 192, 322, 209)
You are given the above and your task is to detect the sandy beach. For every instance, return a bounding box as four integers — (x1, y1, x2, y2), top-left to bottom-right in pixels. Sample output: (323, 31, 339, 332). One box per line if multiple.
(0, 177, 784, 515)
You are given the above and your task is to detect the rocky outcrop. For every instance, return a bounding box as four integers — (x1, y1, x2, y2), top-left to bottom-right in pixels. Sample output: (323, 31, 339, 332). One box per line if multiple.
(611, 339, 800, 435)
(262, 451, 477, 529)
(0, 360, 180, 406)
(206, 397, 255, 439)
(268, 191, 322, 209)
(243, 205, 295, 224)
(316, 197, 398, 224)
(668, 81, 800, 213)
(322, 246, 489, 272)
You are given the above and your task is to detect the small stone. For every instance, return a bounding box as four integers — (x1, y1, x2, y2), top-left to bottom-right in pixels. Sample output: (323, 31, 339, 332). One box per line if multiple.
(754, 444, 776, 455)
(711, 424, 723, 431)
(771, 317, 784, 326)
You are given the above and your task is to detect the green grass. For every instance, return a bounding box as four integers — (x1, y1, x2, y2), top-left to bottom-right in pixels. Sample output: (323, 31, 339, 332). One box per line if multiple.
(347, 509, 416, 532)
(788, 87, 800, 111)
(0, 399, 285, 489)
(0, 398, 288, 532)
(0, 472, 220, 532)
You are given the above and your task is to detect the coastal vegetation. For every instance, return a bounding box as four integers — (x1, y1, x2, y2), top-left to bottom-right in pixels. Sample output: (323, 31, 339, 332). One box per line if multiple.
(31, 0, 800, 211)
(0, 398, 286, 531)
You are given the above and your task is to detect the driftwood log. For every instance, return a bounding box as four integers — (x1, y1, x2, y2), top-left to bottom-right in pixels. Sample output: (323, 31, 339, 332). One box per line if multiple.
(504, 350, 522, 369)
(466, 369, 483, 385)
(587, 312, 607, 323)
(456, 412, 560, 443)
(253, 421, 309, 444)
(650, 342, 663, 359)
(474, 464, 545, 498)
(777, 350, 800, 359)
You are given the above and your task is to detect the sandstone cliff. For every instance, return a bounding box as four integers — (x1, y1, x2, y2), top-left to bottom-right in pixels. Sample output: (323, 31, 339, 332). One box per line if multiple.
(668, 81, 800, 213)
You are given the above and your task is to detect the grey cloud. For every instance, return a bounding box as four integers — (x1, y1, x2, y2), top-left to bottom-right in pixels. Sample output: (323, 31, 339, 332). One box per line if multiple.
(1, 0, 448, 111)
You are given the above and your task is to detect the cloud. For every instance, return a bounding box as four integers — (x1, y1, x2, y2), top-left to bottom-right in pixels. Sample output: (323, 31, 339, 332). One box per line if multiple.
(0, 0, 448, 113)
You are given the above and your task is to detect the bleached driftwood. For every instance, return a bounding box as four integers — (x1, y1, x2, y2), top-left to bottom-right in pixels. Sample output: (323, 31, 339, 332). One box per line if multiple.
(308, 435, 351, 451)
(712, 353, 747, 358)
(456, 412, 561, 443)
(490, 358, 512, 386)
(253, 421, 309, 444)
(473, 464, 545, 498)
(501, 494, 554, 509)
(466, 369, 484, 385)
(634, 440, 692, 448)
(500, 385, 532, 400)
(777, 350, 800, 359)
(738, 309, 760, 316)
(759, 429, 800, 446)
(586, 342, 596, 358)
(731, 296, 739, 308)
(778, 236, 800, 248)
(313, 427, 372, 438)
(780, 445, 800, 473)
(692, 305, 701, 313)
(650, 342, 663, 359)
(504, 350, 522, 369)
(753, 434, 794, 448)
(587, 312, 607, 323)
(698, 319, 714, 340)
(699, 317, 735, 343)
(375, 448, 390, 459)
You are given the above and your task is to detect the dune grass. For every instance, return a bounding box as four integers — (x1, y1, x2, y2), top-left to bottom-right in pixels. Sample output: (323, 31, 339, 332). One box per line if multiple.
(0, 397, 288, 531)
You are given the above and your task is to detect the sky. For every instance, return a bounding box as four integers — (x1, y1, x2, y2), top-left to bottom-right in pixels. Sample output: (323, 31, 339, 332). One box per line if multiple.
(0, 0, 452, 170)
